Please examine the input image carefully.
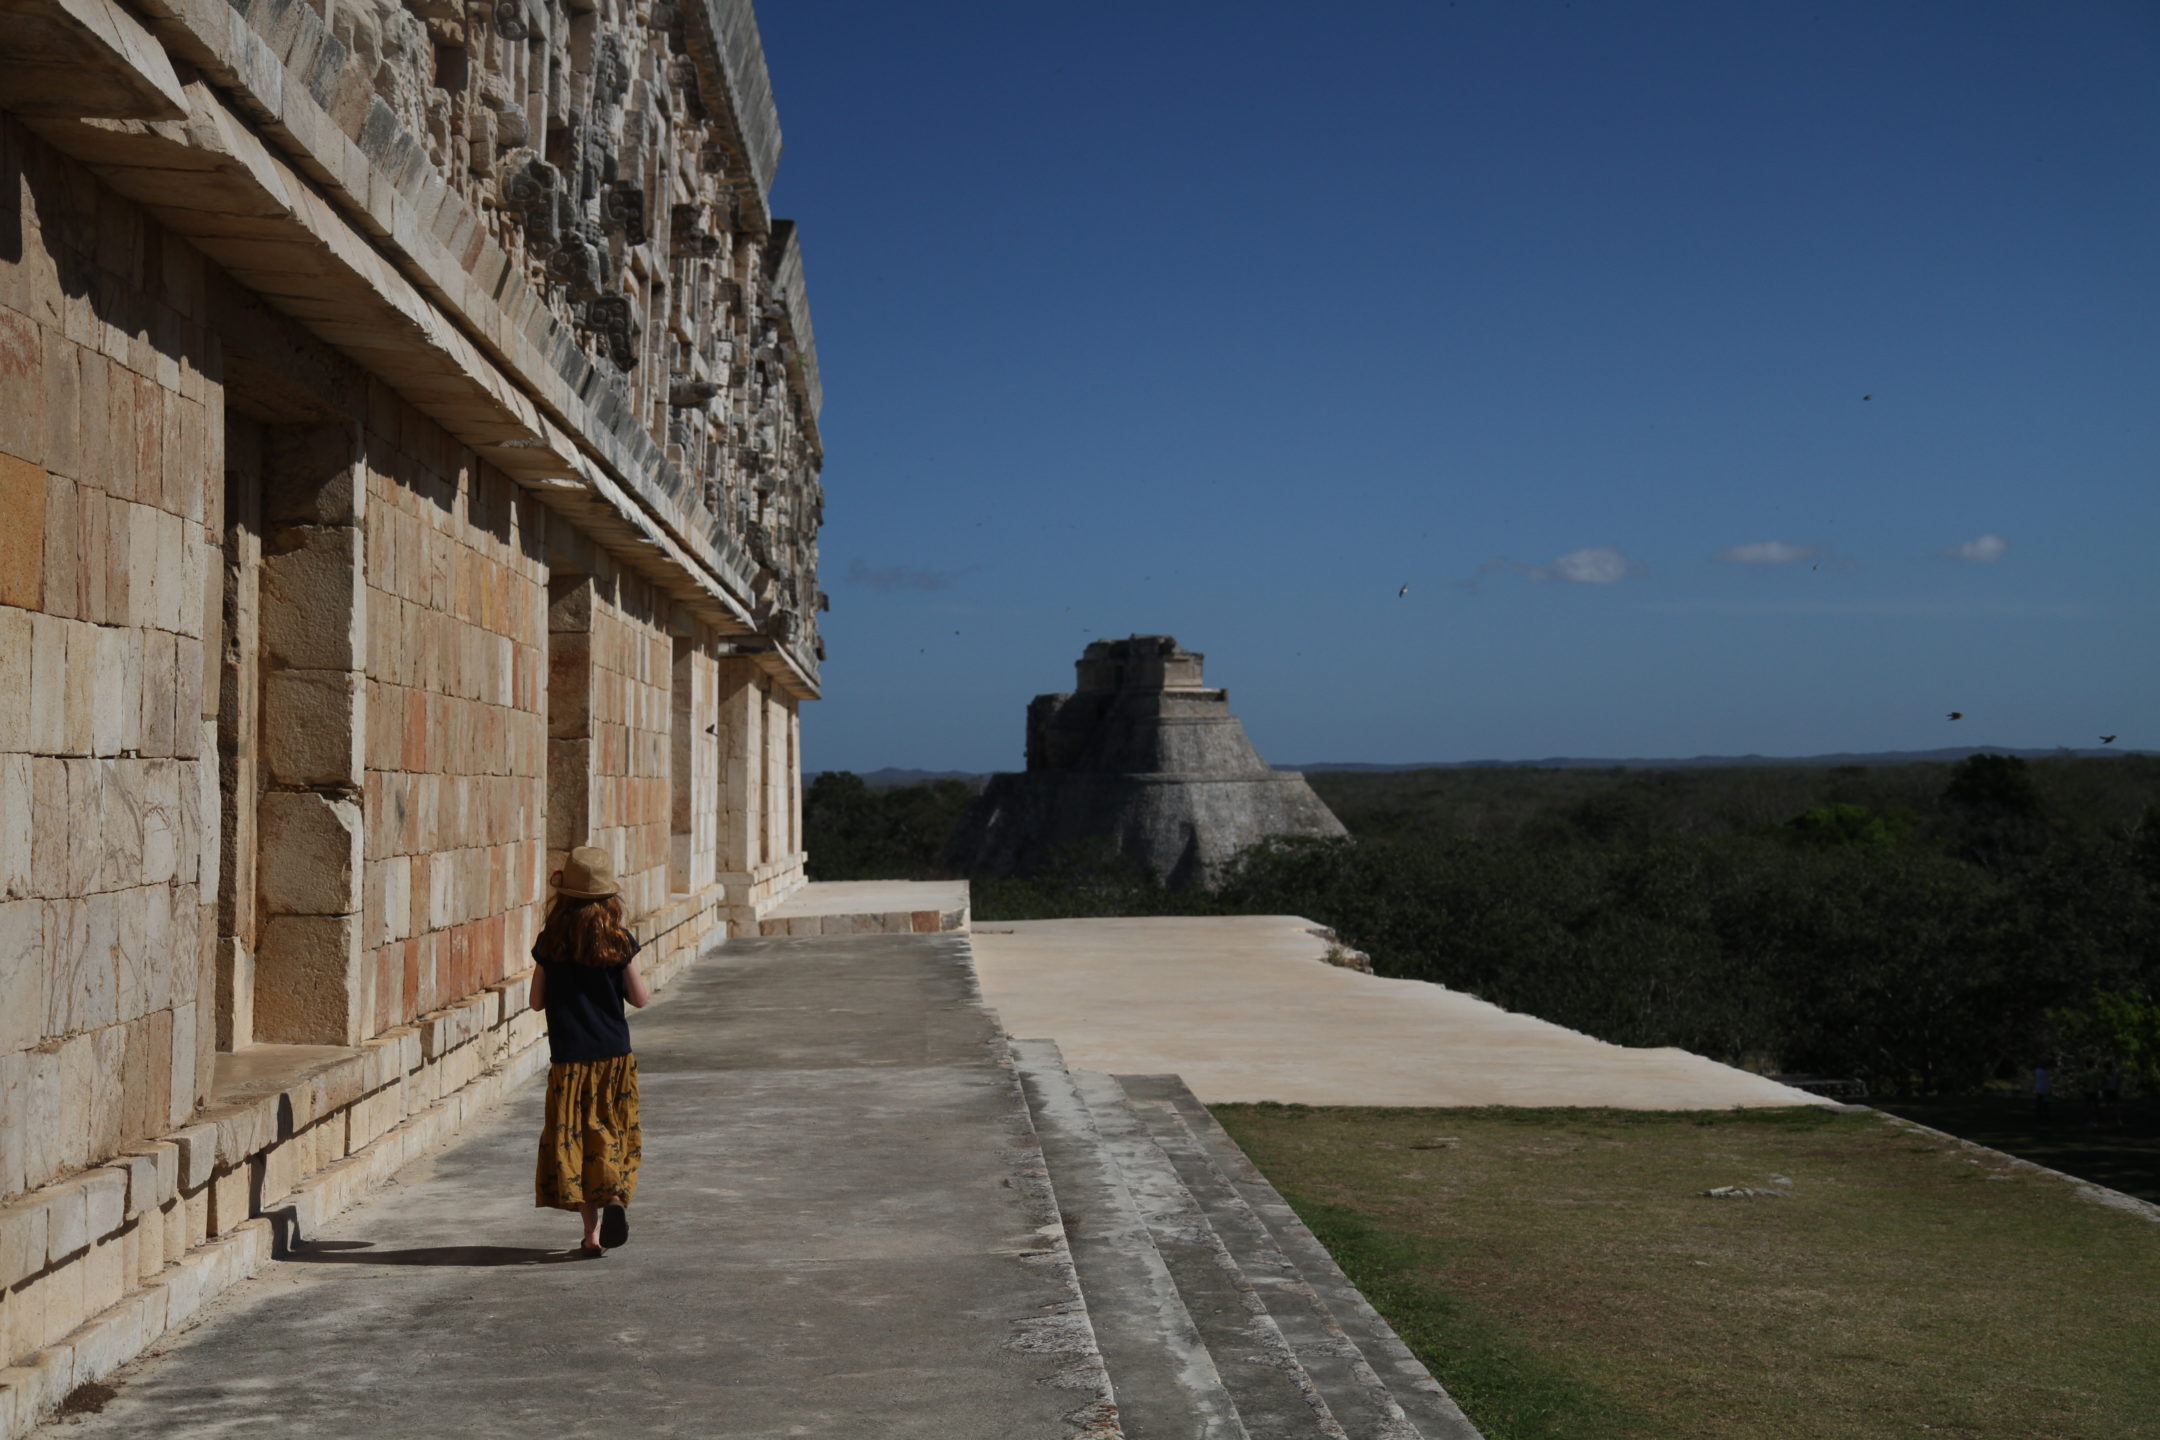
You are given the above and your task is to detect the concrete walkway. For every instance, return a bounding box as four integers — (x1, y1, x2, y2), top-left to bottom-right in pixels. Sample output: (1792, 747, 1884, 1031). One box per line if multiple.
(973, 916, 1826, 1109)
(48, 933, 1105, 1439)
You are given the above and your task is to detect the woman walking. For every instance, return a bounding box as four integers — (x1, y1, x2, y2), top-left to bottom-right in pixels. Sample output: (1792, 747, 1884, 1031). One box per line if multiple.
(530, 846, 651, 1255)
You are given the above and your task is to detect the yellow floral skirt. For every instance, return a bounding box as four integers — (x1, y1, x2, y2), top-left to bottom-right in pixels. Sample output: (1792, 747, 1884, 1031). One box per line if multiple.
(535, 1054, 642, 1211)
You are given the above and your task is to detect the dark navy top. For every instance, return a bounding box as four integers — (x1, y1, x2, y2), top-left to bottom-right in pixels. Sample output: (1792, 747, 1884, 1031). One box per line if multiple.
(535, 935, 639, 1063)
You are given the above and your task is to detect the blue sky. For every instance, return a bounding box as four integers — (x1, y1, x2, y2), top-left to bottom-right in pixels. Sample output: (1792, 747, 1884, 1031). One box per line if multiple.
(758, 1, 2160, 772)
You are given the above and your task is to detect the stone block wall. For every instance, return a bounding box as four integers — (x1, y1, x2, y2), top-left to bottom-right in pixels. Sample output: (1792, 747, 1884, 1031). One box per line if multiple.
(586, 571, 675, 923)
(714, 660, 803, 932)
(0, 0, 824, 1422)
(359, 389, 550, 1038)
(0, 117, 808, 1432)
(670, 640, 723, 899)
(0, 117, 220, 1206)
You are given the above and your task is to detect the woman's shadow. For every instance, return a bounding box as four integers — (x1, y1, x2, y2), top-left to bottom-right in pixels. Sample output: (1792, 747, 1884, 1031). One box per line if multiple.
(267, 1208, 593, 1266)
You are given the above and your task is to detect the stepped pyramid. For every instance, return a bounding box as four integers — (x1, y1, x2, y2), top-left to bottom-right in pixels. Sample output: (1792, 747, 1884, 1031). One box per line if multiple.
(948, 637, 1347, 887)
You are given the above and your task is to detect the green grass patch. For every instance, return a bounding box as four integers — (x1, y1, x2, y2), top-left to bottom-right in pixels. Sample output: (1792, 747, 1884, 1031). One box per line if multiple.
(1281, 1194, 1649, 1439)
(1213, 1103, 2160, 1440)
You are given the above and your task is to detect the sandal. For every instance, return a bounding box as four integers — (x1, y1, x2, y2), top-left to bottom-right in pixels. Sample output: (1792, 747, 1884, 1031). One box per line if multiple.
(599, 1202, 629, 1249)
(578, 1240, 606, 1257)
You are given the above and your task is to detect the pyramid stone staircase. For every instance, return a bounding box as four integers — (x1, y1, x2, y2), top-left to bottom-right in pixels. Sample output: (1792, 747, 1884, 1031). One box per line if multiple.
(1011, 1040, 1484, 1440)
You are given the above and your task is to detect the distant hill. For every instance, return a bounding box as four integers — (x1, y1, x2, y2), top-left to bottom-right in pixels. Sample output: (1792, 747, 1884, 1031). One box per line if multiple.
(1285, 746, 2149, 772)
(816, 747, 2148, 788)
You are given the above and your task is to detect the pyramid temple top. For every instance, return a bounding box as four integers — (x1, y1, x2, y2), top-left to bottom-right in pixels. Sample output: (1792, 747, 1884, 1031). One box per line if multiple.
(949, 634, 1346, 886)
(1074, 635, 1212, 695)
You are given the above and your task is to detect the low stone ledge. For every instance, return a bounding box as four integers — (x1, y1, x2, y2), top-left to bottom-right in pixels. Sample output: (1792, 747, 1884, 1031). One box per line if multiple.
(756, 906, 970, 938)
(39, 1183, 91, 1269)
(113, 1144, 176, 1219)
(167, 1123, 217, 1193)
(0, 1347, 72, 1438)
(76, 1174, 125, 1258)
(0, 1205, 48, 1294)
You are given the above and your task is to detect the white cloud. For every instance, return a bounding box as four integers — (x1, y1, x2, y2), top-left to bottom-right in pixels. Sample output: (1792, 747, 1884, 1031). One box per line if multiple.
(1718, 539, 1819, 567)
(1953, 534, 2009, 563)
(1539, 546, 1638, 584)
(1471, 546, 1643, 589)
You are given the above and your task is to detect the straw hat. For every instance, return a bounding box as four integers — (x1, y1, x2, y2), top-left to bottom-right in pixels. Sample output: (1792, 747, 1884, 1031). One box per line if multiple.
(554, 845, 619, 899)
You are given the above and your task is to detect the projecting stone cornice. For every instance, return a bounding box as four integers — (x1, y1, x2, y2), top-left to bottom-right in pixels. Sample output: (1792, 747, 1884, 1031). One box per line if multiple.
(677, 0, 783, 232)
(1, 0, 823, 696)
(0, 0, 189, 120)
(764, 221, 821, 423)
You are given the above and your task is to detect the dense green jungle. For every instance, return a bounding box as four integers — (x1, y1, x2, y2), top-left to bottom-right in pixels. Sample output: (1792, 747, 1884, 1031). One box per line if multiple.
(802, 756, 2160, 1098)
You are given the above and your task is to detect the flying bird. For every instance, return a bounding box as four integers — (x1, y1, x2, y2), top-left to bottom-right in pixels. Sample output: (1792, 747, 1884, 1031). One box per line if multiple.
(1863, 394, 1872, 401)
(2101, 735, 2117, 744)
(1398, 583, 1410, 598)
(1948, 712, 1963, 721)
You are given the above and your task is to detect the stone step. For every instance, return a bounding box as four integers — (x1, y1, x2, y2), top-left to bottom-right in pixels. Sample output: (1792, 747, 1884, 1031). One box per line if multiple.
(1066, 1069, 1350, 1440)
(1113, 1083, 1420, 1440)
(1119, 1076, 1484, 1440)
(1010, 1041, 1251, 1440)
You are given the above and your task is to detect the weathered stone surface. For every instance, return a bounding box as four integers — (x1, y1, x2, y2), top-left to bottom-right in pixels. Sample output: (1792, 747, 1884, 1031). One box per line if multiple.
(261, 422, 364, 526)
(167, 1122, 217, 1193)
(0, 900, 41, 1054)
(0, 1192, 50, 1290)
(259, 524, 363, 671)
(257, 790, 363, 916)
(252, 913, 363, 1046)
(0, 614, 31, 758)
(260, 668, 364, 788)
(0, 1051, 33, 1201)
(949, 636, 1347, 888)
(0, 457, 47, 610)
(0, 0, 190, 121)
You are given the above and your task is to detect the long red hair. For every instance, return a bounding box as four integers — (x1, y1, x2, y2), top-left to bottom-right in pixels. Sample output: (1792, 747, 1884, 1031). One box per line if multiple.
(535, 893, 633, 968)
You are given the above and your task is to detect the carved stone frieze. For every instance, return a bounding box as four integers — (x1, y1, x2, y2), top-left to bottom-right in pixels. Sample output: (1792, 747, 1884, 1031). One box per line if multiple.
(321, 0, 823, 669)
(549, 230, 608, 300)
(601, 183, 647, 246)
(586, 292, 642, 371)
(671, 202, 721, 256)
(669, 376, 720, 408)
(501, 155, 559, 255)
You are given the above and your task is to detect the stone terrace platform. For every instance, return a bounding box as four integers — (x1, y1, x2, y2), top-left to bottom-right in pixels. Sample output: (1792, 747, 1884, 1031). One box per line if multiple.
(975, 916, 1827, 1109)
(35, 929, 1486, 1439)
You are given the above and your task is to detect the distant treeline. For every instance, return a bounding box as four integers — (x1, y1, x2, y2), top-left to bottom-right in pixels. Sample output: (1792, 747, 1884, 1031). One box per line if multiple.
(803, 757, 2160, 1095)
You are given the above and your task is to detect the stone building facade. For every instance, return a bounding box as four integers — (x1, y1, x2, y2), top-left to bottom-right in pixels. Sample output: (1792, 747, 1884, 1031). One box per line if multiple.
(0, 0, 821, 1425)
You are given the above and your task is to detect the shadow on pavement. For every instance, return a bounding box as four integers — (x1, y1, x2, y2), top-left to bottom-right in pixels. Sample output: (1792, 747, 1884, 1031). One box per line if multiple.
(279, 1240, 593, 1266)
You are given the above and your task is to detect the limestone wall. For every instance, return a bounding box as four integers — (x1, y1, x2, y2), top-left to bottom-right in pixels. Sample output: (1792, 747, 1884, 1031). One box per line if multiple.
(359, 391, 550, 1038)
(0, 0, 821, 1410)
(587, 570, 674, 920)
(0, 118, 222, 1205)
